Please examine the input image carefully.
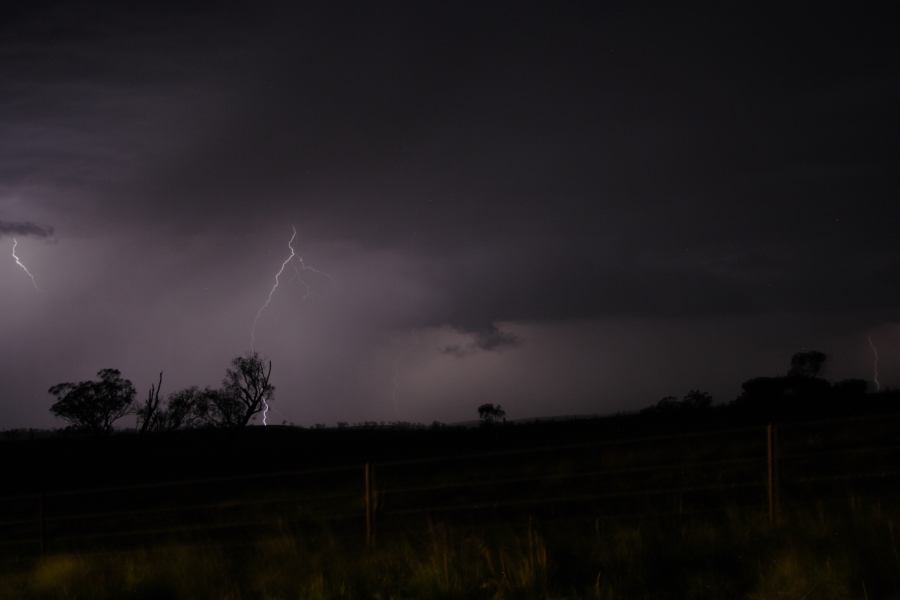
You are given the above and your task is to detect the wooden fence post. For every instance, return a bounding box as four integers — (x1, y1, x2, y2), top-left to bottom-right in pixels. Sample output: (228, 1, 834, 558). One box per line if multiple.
(364, 462, 375, 546)
(767, 423, 779, 526)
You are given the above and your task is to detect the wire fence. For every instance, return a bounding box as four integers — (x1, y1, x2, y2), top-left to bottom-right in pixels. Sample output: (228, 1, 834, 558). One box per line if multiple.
(0, 413, 897, 556)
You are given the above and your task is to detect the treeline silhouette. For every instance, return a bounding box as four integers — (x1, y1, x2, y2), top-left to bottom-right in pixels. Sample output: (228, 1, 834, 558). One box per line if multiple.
(39, 348, 891, 437)
(640, 350, 878, 422)
(48, 353, 273, 434)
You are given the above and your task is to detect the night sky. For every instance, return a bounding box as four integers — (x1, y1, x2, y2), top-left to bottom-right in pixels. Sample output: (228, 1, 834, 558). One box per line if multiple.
(2, 3, 899, 428)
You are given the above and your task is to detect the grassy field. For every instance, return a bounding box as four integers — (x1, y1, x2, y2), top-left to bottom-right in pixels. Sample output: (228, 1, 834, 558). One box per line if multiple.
(1, 499, 899, 599)
(1, 410, 899, 598)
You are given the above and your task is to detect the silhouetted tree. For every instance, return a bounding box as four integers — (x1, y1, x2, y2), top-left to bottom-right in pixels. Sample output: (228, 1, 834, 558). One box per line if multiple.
(478, 403, 506, 425)
(735, 351, 833, 418)
(737, 377, 785, 404)
(137, 355, 275, 431)
(788, 350, 827, 379)
(49, 369, 136, 433)
(164, 386, 215, 429)
(642, 391, 713, 414)
(831, 378, 868, 399)
(220, 352, 275, 427)
(137, 372, 163, 434)
(138, 384, 215, 432)
(205, 386, 249, 428)
(682, 390, 713, 409)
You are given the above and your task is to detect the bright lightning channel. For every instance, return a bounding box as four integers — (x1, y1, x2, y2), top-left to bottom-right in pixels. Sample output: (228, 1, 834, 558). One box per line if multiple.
(868, 335, 881, 393)
(249, 225, 330, 426)
(251, 226, 298, 353)
(11, 238, 38, 290)
(250, 226, 296, 425)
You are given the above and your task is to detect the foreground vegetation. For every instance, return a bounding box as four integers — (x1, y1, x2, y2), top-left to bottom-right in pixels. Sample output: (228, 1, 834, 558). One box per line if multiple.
(2, 497, 898, 599)
(4, 349, 894, 598)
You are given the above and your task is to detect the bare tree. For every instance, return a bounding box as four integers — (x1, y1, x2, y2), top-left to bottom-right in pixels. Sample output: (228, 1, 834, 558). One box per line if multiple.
(221, 352, 275, 427)
(137, 372, 163, 434)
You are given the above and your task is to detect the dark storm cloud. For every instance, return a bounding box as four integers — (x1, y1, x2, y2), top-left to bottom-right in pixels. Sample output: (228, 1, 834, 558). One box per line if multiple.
(1, 2, 900, 427)
(0, 220, 53, 238)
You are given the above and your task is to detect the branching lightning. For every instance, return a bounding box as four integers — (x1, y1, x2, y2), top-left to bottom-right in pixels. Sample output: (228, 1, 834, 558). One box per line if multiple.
(868, 335, 881, 393)
(251, 226, 297, 353)
(249, 225, 330, 426)
(11, 238, 39, 290)
(293, 255, 332, 300)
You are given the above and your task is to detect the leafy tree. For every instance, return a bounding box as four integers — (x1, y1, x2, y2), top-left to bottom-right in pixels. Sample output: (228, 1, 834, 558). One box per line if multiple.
(49, 369, 136, 433)
(788, 350, 827, 379)
(477, 403, 506, 425)
(832, 378, 868, 398)
(737, 377, 785, 404)
(164, 386, 215, 429)
(735, 351, 833, 418)
(681, 390, 713, 409)
(138, 380, 215, 433)
(642, 390, 713, 414)
(205, 386, 250, 428)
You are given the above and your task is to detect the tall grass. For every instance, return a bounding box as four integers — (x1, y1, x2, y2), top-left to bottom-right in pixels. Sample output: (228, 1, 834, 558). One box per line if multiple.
(2, 498, 898, 599)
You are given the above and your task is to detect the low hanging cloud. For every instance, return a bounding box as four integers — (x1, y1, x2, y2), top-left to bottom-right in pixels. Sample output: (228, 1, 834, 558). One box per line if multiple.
(0, 220, 54, 239)
(441, 324, 520, 357)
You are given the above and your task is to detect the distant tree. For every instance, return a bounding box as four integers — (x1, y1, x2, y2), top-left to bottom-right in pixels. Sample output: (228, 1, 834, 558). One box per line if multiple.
(737, 377, 785, 404)
(734, 350, 833, 418)
(831, 378, 868, 398)
(641, 396, 676, 414)
(642, 391, 712, 414)
(219, 353, 274, 427)
(788, 351, 827, 379)
(49, 369, 136, 433)
(477, 403, 506, 425)
(681, 389, 713, 410)
(656, 395, 680, 409)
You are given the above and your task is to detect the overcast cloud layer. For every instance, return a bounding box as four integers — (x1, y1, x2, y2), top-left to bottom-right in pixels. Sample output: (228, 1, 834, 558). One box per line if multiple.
(1, 3, 899, 428)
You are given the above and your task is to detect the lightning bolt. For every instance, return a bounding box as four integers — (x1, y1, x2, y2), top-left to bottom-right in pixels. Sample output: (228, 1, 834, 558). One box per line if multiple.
(250, 226, 296, 425)
(868, 335, 881, 393)
(251, 226, 297, 353)
(11, 239, 39, 290)
(249, 225, 330, 426)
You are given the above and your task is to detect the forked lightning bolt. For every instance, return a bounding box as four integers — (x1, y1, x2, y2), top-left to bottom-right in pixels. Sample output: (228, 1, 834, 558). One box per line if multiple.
(250, 227, 295, 425)
(11, 238, 38, 290)
(868, 335, 881, 393)
(249, 225, 329, 426)
(293, 257, 331, 300)
(251, 226, 297, 353)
